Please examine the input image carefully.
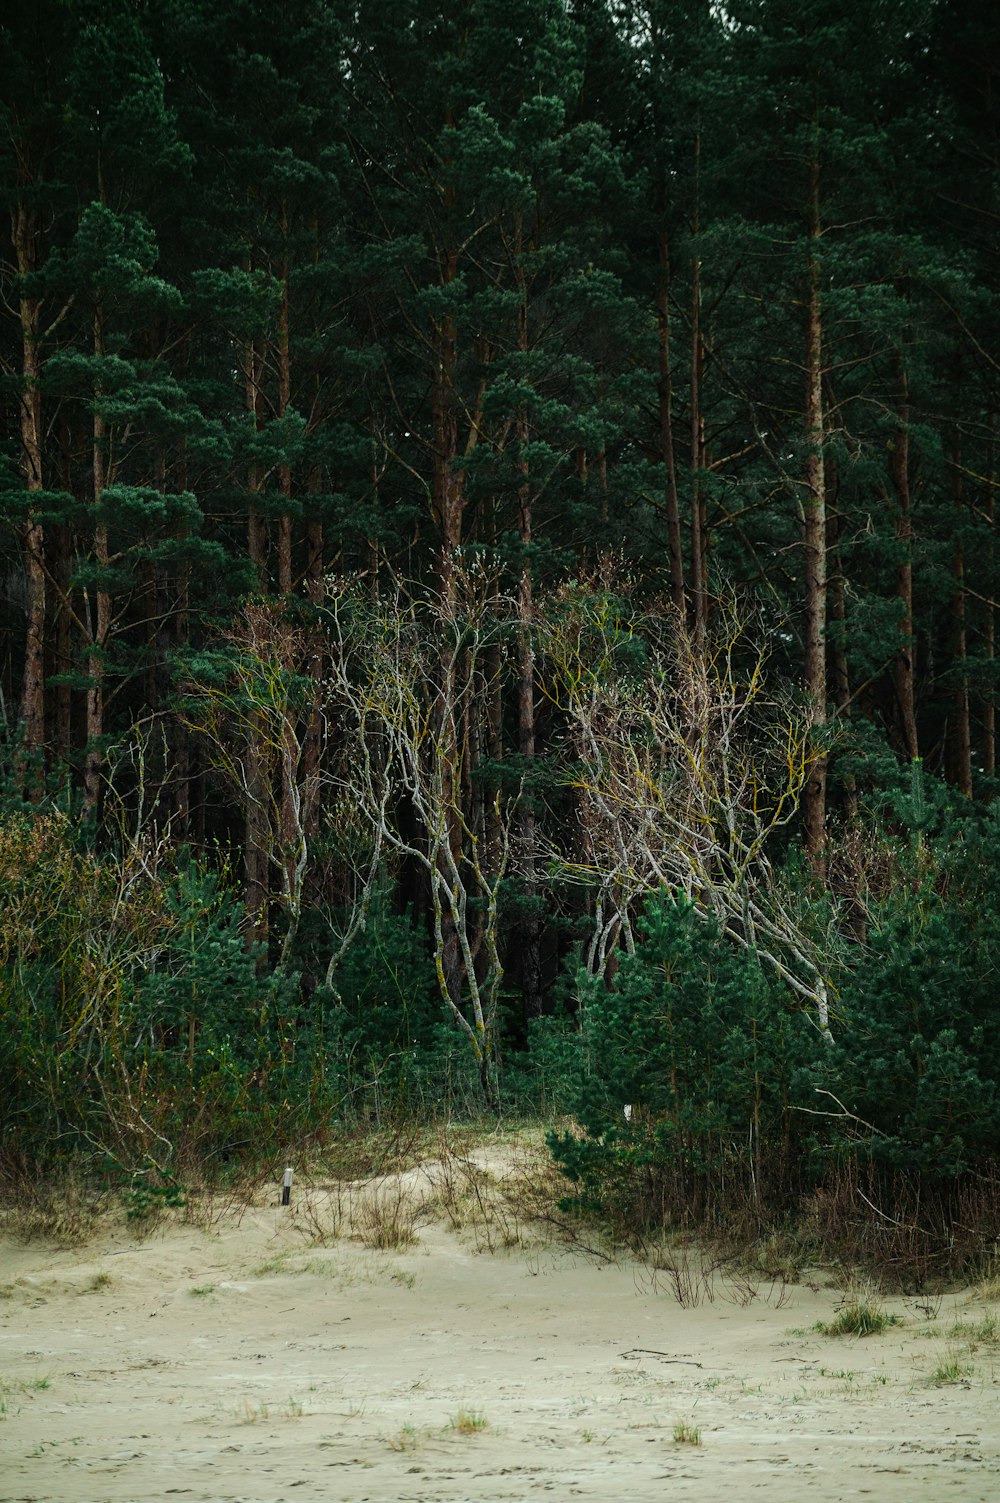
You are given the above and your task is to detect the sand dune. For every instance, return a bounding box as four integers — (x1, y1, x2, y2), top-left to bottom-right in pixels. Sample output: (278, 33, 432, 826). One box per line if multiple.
(1, 1140, 998, 1502)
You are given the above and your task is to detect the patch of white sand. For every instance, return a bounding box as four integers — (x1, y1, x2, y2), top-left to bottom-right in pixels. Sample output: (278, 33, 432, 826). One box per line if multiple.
(1, 1150, 998, 1502)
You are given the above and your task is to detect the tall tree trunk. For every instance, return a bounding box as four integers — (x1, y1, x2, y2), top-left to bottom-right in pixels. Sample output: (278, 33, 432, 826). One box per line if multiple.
(802, 144, 828, 874)
(12, 197, 46, 786)
(827, 462, 864, 935)
(302, 467, 325, 844)
(245, 333, 270, 947)
(689, 127, 707, 646)
(277, 219, 293, 595)
(826, 457, 857, 820)
(515, 238, 542, 1022)
(431, 230, 464, 1014)
(52, 417, 73, 764)
(984, 408, 996, 779)
(893, 355, 919, 761)
(144, 448, 168, 812)
(247, 334, 268, 588)
(275, 225, 300, 926)
(52, 557, 73, 761)
(951, 433, 972, 796)
(84, 302, 111, 821)
(173, 432, 191, 839)
(432, 256, 462, 600)
(656, 227, 686, 612)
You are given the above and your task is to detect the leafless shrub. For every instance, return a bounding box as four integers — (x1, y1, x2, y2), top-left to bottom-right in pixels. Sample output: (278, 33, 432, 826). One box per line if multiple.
(540, 583, 839, 1037)
(179, 1165, 264, 1232)
(353, 1182, 423, 1250)
(801, 1156, 1000, 1290)
(326, 566, 522, 1108)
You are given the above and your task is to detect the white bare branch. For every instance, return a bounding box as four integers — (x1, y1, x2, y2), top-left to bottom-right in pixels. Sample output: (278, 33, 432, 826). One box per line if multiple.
(540, 583, 837, 1039)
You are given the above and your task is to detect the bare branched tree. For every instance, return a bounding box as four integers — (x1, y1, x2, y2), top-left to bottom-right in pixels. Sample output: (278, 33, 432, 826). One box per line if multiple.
(540, 582, 837, 1039)
(325, 560, 519, 1106)
(179, 601, 324, 966)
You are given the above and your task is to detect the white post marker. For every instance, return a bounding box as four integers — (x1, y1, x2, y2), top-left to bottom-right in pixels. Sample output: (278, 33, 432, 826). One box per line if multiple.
(623, 1105, 633, 1124)
(282, 1167, 293, 1207)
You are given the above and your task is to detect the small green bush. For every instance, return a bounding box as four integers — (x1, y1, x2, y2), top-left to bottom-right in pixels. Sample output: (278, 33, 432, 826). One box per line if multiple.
(548, 894, 816, 1238)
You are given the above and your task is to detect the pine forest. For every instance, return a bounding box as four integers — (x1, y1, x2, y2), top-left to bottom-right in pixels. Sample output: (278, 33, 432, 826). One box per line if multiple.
(3, 0, 1000, 1279)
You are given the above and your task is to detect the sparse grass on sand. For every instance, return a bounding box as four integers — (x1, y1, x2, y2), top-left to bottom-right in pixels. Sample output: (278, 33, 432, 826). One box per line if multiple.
(386, 1423, 420, 1451)
(816, 1282, 901, 1337)
(930, 1350, 974, 1385)
(448, 1408, 490, 1434)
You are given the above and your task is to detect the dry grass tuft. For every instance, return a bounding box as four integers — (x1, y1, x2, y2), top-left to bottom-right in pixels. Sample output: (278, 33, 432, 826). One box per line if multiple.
(448, 1408, 490, 1434)
(354, 1185, 421, 1250)
(817, 1281, 901, 1338)
(3, 1174, 109, 1248)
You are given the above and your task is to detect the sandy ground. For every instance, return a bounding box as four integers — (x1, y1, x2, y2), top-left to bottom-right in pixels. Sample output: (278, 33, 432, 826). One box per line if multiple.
(1, 1142, 998, 1503)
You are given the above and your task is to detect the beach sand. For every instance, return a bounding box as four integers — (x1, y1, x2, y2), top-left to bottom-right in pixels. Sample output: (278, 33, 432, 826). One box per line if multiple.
(1, 1138, 997, 1502)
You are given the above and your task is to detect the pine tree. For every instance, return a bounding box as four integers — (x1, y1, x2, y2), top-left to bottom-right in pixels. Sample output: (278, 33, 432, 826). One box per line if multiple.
(343, 0, 642, 1020)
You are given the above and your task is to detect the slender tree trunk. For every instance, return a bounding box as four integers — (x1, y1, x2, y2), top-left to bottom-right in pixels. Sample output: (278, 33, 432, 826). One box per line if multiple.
(689, 128, 707, 646)
(247, 334, 268, 588)
(827, 464, 863, 935)
(84, 302, 111, 820)
(828, 524, 850, 716)
(53, 415, 73, 763)
(277, 220, 293, 595)
(985, 576, 996, 778)
(173, 433, 191, 838)
(275, 224, 300, 921)
(656, 227, 686, 612)
(245, 333, 270, 947)
(951, 432, 973, 796)
(980, 411, 992, 781)
(484, 471, 505, 923)
(984, 408, 996, 779)
(144, 447, 168, 810)
(515, 236, 542, 1022)
(893, 355, 919, 761)
(432, 255, 461, 599)
(302, 466, 325, 843)
(802, 144, 828, 874)
(431, 228, 464, 1013)
(12, 198, 46, 785)
(826, 458, 856, 819)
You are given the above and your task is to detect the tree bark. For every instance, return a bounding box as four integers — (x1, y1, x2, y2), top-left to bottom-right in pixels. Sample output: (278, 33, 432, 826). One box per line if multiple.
(826, 458, 857, 822)
(84, 301, 111, 821)
(245, 333, 270, 947)
(515, 238, 542, 1022)
(275, 225, 300, 917)
(984, 409, 996, 779)
(801, 145, 828, 875)
(656, 228, 686, 612)
(689, 127, 707, 646)
(302, 467, 325, 843)
(892, 355, 919, 761)
(247, 334, 268, 588)
(53, 415, 73, 764)
(277, 217, 293, 596)
(431, 223, 464, 1013)
(12, 196, 47, 785)
(951, 433, 972, 797)
(173, 432, 191, 839)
